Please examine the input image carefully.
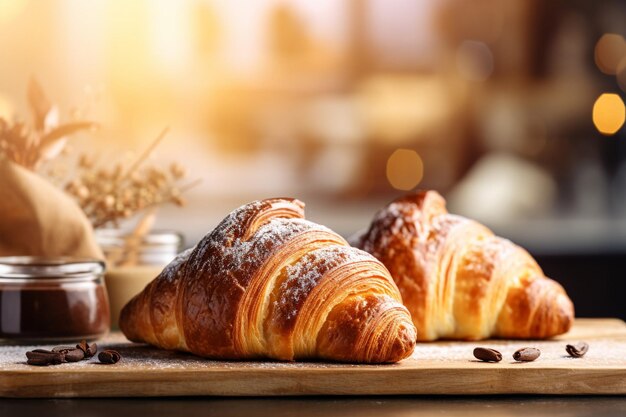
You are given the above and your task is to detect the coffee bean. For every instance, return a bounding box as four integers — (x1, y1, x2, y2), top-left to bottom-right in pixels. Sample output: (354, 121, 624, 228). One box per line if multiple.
(64, 348, 86, 362)
(566, 342, 589, 358)
(26, 357, 53, 366)
(76, 340, 98, 358)
(26, 349, 65, 366)
(26, 339, 99, 366)
(513, 347, 541, 362)
(98, 349, 121, 364)
(51, 346, 85, 362)
(473, 347, 502, 362)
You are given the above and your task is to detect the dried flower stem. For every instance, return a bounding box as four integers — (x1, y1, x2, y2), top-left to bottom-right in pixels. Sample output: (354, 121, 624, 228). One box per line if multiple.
(1, 80, 197, 232)
(120, 127, 169, 181)
(63, 129, 200, 230)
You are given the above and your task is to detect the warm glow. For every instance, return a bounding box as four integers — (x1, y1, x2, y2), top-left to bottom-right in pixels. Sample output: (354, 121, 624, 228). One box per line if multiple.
(456, 40, 493, 82)
(592, 93, 625, 135)
(386, 149, 424, 191)
(594, 34, 626, 75)
(0, 0, 28, 21)
(0, 93, 13, 120)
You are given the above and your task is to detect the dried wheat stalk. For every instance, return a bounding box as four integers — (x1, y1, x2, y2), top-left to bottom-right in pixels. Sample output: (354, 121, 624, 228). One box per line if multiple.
(1, 78, 199, 230)
(0, 77, 96, 170)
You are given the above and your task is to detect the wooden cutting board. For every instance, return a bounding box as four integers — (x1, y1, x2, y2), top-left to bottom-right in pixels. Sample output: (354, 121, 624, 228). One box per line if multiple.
(0, 318, 625, 397)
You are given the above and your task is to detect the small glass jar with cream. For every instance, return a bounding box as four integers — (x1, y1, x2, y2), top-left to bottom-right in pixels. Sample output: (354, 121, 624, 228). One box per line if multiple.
(0, 257, 110, 343)
(96, 230, 182, 329)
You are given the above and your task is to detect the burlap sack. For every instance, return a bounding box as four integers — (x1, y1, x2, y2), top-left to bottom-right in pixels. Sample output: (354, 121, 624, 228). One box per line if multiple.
(0, 158, 103, 259)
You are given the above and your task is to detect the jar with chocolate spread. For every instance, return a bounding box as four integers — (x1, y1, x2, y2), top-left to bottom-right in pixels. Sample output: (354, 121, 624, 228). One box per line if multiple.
(0, 257, 110, 343)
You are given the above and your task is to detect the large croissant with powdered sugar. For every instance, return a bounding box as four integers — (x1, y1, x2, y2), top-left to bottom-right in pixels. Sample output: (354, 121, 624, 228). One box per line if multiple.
(354, 190, 574, 341)
(120, 198, 416, 363)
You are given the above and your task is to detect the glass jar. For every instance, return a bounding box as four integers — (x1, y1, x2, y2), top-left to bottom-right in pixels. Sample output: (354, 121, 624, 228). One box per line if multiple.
(96, 229, 182, 329)
(96, 229, 183, 268)
(0, 257, 110, 343)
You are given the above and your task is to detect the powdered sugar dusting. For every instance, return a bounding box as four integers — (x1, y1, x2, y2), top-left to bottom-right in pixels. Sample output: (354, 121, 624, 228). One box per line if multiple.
(1, 326, 624, 371)
(275, 246, 377, 320)
(411, 337, 626, 366)
(218, 218, 329, 284)
(160, 247, 194, 282)
(359, 200, 420, 255)
(0, 333, 364, 370)
(186, 198, 335, 289)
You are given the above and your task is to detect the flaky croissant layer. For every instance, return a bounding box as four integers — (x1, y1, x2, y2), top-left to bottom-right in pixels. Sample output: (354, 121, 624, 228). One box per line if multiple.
(120, 198, 416, 363)
(355, 190, 574, 341)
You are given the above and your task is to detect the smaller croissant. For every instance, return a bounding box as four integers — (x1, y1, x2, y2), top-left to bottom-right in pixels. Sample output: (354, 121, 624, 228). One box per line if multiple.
(355, 190, 574, 341)
(120, 198, 416, 363)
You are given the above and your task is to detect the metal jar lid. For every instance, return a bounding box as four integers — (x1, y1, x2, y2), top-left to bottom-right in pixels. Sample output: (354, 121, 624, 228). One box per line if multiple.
(0, 256, 105, 282)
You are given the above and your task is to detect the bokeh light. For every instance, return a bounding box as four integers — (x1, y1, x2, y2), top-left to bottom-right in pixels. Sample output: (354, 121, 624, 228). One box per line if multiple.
(594, 34, 626, 75)
(456, 40, 494, 82)
(386, 149, 424, 191)
(592, 93, 625, 136)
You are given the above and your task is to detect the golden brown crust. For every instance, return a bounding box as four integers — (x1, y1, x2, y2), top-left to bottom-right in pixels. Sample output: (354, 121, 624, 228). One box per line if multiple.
(120, 198, 416, 363)
(356, 190, 574, 341)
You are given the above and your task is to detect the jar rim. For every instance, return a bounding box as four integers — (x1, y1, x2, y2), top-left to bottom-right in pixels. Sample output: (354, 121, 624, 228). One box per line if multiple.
(0, 256, 105, 281)
(95, 229, 183, 247)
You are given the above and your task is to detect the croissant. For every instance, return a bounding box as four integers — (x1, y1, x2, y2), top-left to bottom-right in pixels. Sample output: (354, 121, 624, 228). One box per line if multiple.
(354, 190, 574, 341)
(120, 198, 416, 363)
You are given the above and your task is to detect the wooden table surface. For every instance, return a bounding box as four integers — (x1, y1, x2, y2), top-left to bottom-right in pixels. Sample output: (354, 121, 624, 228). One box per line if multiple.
(1, 318, 625, 397)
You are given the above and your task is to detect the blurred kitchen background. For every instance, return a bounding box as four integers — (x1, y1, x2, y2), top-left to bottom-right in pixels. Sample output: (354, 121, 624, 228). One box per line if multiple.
(1, 0, 625, 318)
